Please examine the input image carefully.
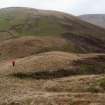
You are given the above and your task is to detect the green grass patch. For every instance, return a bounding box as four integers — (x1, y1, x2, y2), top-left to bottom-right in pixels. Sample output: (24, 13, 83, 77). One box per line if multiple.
(62, 43, 82, 53)
(87, 84, 100, 93)
(79, 64, 97, 74)
(87, 78, 105, 93)
(97, 78, 105, 90)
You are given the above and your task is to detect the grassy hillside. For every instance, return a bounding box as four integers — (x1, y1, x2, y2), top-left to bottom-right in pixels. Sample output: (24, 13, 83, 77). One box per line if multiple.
(0, 7, 105, 55)
(0, 52, 105, 105)
(1, 36, 105, 61)
(0, 7, 105, 38)
(0, 7, 65, 37)
(0, 36, 70, 60)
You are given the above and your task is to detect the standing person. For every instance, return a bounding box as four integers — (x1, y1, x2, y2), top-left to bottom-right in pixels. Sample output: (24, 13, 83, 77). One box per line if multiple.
(12, 60, 15, 67)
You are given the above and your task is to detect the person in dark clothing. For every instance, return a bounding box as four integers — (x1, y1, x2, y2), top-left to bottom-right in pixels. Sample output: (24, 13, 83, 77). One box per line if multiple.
(12, 61, 15, 67)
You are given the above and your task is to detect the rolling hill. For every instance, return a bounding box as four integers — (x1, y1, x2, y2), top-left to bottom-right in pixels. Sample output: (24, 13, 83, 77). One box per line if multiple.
(0, 36, 69, 60)
(0, 7, 105, 56)
(1, 35, 105, 61)
(0, 7, 105, 39)
(79, 14, 105, 28)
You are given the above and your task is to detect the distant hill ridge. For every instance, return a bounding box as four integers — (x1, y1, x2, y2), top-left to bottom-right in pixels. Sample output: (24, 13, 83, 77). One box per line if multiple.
(79, 14, 105, 28)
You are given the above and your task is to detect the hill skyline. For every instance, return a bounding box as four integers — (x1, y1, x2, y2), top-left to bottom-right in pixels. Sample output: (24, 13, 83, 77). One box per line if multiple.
(80, 14, 105, 29)
(0, 0, 105, 15)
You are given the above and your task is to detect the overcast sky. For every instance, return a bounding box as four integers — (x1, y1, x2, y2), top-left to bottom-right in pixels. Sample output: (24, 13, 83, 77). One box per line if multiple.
(0, 0, 105, 15)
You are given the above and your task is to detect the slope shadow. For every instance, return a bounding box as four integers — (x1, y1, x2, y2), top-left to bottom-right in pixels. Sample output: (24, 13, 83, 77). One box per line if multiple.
(10, 69, 79, 80)
(62, 32, 105, 52)
(10, 67, 105, 80)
